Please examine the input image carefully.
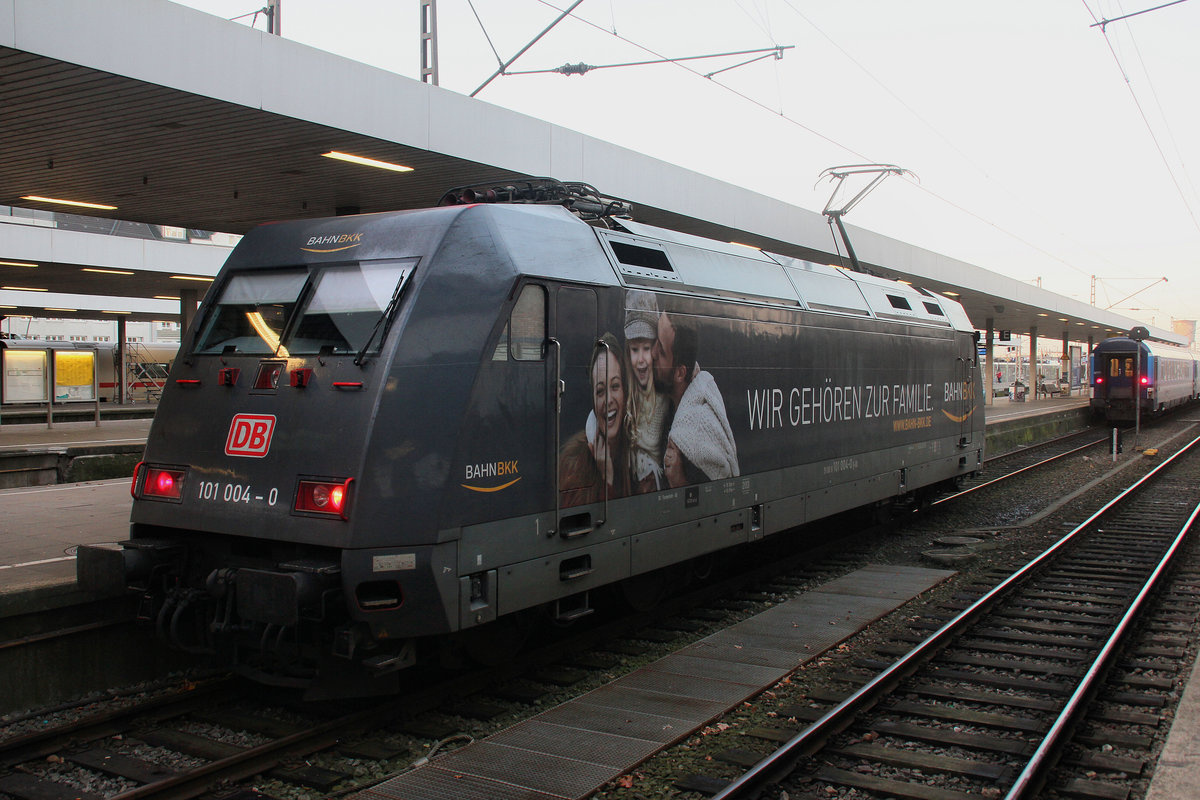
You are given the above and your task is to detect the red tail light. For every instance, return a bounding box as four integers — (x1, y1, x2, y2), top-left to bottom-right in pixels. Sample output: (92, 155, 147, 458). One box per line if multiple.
(1095, 377, 1104, 384)
(1140, 375, 1150, 385)
(295, 478, 353, 518)
(135, 463, 186, 501)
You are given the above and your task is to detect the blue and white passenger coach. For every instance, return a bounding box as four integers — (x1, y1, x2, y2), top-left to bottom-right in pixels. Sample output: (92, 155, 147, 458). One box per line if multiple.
(1091, 335, 1198, 422)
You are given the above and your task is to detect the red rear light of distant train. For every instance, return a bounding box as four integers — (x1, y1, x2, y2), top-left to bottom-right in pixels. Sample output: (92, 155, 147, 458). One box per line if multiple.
(295, 478, 353, 519)
(135, 463, 186, 502)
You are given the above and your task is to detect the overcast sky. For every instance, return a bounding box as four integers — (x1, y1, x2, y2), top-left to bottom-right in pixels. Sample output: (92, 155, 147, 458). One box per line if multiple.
(174, 0, 1200, 329)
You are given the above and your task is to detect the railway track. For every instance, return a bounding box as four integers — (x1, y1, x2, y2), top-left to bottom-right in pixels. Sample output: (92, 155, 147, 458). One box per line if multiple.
(705, 432, 1200, 800)
(0, 663, 494, 800)
(5, 424, 1183, 800)
(932, 428, 1108, 508)
(0, 530, 878, 800)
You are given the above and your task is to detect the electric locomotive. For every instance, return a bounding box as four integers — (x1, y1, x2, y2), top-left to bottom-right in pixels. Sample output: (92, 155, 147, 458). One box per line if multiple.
(79, 181, 984, 695)
(1090, 334, 1198, 422)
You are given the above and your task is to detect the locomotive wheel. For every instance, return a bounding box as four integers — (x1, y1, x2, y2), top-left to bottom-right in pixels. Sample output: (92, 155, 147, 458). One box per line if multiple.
(689, 554, 716, 582)
(617, 566, 682, 612)
(455, 611, 534, 668)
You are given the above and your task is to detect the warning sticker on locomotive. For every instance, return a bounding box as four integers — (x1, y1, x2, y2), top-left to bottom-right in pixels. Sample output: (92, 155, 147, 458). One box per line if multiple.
(225, 413, 277, 458)
(372, 553, 416, 572)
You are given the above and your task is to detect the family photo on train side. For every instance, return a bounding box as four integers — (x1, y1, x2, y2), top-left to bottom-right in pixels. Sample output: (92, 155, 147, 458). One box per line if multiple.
(559, 289, 740, 508)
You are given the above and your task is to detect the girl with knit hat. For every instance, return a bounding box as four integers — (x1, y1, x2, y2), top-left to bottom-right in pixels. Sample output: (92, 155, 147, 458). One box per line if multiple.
(623, 290, 669, 493)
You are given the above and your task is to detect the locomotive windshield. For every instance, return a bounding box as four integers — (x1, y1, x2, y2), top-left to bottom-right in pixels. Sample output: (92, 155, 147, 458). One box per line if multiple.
(194, 260, 414, 356)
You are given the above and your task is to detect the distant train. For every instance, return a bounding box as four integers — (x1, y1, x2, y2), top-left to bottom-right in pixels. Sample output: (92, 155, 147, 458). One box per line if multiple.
(99, 342, 177, 402)
(1090, 335, 1198, 422)
(79, 181, 984, 696)
(0, 339, 175, 404)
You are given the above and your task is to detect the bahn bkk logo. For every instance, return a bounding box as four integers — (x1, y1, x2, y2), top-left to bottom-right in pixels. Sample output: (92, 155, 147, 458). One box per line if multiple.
(301, 232, 364, 254)
(461, 459, 521, 493)
(941, 379, 978, 424)
(225, 414, 277, 458)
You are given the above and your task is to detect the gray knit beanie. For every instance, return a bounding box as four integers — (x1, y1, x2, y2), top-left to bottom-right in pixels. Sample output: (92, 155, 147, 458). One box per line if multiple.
(624, 289, 658, 342)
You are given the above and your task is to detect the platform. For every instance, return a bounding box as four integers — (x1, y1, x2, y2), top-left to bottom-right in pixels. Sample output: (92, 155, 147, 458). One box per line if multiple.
(984, 392, 1090, 423)
(0, 416, 153, 452)
(0, 412, 153, 489)
(984, 394, 1091, 456)
(356, 565, 954, 800)
(0, 416, 152, 608)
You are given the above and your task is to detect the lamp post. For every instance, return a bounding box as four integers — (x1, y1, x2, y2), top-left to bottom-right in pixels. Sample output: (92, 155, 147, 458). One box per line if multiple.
(1129, 326, 1149, 450)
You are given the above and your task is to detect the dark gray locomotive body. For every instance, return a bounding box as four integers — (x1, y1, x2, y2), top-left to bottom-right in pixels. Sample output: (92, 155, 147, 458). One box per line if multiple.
(80, 202, 984, 692)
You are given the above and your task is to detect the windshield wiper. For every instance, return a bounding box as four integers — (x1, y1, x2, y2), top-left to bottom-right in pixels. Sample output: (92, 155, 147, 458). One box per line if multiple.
(354, 279, 407, 366)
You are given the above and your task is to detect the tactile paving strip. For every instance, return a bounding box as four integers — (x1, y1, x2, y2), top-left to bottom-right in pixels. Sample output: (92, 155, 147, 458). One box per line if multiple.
(356, 564, 953, 800)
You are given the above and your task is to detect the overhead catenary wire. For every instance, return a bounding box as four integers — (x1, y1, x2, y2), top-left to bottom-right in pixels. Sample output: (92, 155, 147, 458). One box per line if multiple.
(473, 1, 1181, 296)
(1090, 0, 1192, 29)
(1081, 0, 1200, 234)
(526, 0, 1115, 281)
(1113, 4, 1200, 221)
(470, 0, 588, 96)
(465, 0, 505, 66)
(1104, 276, 1169, 310)
(1105, 1, 1200, 215)
(530, 0, 861, 156)
(503, 45, 792, 77)
(776, 0, 1127, 279)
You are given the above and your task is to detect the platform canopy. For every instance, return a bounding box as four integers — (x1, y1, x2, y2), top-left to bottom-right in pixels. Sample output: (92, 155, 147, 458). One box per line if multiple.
(0, 0, 1179, 343)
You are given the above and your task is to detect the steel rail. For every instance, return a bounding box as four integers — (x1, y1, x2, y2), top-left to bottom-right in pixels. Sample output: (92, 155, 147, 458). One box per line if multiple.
(0, 679, 238, 769)
(0, 616, 129, 652)
(931, 435, 1107, 506)
(983, 428, 1104, 466)
(105, 700, 399, 800)
(1004, 493, 1200, 799)
(58, 533, 838, 799)
(712, 432, 1200, 799)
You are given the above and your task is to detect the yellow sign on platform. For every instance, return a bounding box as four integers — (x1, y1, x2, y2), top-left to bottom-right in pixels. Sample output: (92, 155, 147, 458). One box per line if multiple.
(54, 350, 96, 401)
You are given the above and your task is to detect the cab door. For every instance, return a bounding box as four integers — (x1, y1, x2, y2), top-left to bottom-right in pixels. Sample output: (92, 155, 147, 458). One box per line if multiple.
(551, 285, 598, 536)
(957, 352, 977, 446)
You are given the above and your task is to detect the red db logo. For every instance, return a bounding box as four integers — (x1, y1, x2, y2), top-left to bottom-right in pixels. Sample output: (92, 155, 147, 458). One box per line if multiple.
(225, 414, 276, 458)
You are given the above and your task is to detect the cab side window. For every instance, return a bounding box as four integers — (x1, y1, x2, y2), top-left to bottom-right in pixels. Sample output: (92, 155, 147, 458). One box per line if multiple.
(493, 284, 546, 361)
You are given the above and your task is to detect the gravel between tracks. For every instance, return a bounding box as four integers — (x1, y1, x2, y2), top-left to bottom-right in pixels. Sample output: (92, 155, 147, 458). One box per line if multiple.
(591, 418, 1200, 800)
(4, 420, 1198, 800)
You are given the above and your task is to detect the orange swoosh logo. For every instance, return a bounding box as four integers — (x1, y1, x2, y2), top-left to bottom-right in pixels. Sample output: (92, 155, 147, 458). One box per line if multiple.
(461, 477, 522, 493)
(301, 244, 362, 253)
(942, 408, 976, 424)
